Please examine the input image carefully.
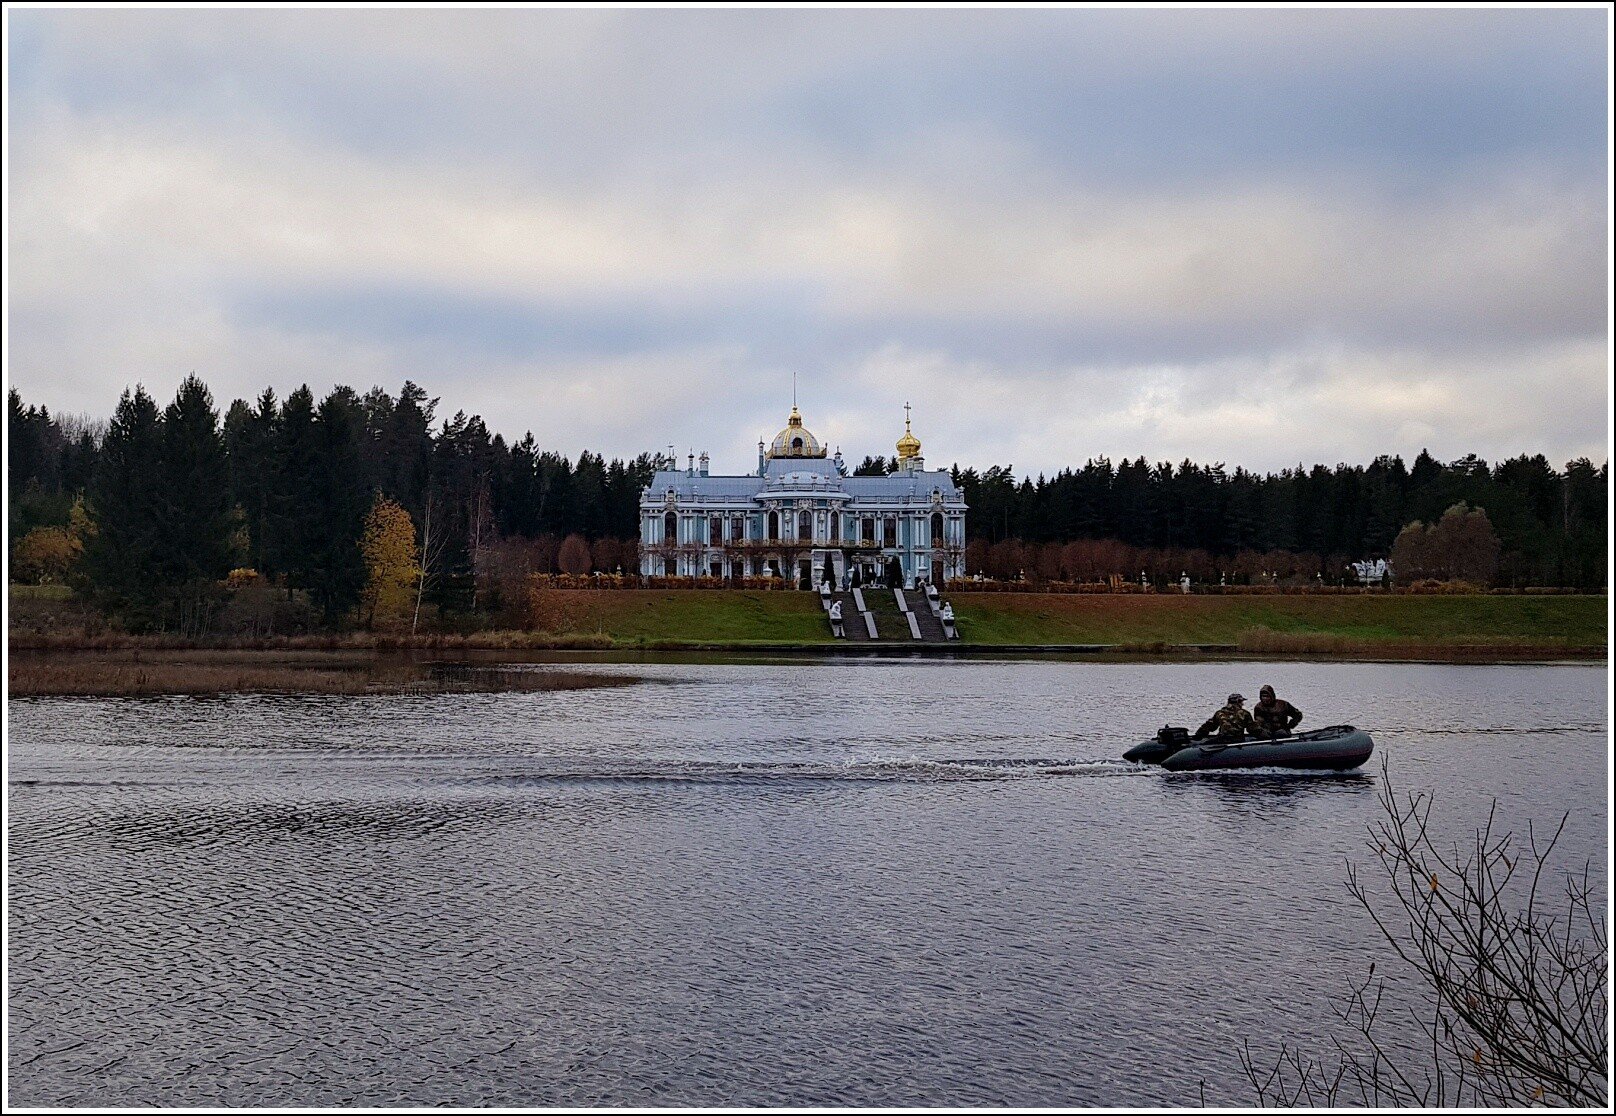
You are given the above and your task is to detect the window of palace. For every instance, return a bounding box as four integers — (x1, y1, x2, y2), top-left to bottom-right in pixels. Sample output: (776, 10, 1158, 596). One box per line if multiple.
(829, 511, 840, 539)
(931, 511, 944, 546)
(883, 518, 897, 548)
(730, 515, 745, 541)
(767, 511, 780, 539)
(862, 517, 875, 543)
(664, 511, 677, 543)
(798, 510, 812, 540)
(709, 516, 722, 545)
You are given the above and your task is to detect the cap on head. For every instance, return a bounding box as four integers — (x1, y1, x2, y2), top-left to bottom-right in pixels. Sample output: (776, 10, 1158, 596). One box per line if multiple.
(1228, 693, 1245, 705)
(1260, 685, 1275, 698)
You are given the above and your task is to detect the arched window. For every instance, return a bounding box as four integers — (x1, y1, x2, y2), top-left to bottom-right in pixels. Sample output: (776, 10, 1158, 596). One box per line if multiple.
(931, 512, 944, 546)
(829, 511, 840, 540)
(791, 437, 804, 453)
(767, 511, 780, 540)
(798, 510, 812, 540)
(663, 511, 677, 544)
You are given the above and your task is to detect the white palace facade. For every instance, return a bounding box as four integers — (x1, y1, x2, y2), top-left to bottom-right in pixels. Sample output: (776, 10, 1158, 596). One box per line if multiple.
(639, 405, 968, 587)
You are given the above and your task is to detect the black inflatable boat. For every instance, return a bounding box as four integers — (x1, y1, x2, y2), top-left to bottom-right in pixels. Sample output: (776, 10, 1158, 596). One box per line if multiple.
(1125, 724, 1374, 772)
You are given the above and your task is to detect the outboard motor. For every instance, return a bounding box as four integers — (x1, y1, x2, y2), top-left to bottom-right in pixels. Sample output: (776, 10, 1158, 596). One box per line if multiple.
(1156, 725, 1191, 749)
(1125, 725, 1193, 764)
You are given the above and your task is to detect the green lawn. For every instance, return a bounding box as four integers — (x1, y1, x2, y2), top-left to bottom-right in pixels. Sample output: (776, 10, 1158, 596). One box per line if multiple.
(10, 583, 1604, 653)
(548, 589, 1606, 651)
(948, 592, 1607, 649)
(573, 590, 836, 644)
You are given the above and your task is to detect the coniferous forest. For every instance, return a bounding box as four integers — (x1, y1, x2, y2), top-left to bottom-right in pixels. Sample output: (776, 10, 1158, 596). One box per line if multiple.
(7, 379, 1608, 633)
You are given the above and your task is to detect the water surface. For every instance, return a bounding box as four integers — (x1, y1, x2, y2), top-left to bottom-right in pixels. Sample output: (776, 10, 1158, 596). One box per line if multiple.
(8, 658, 1606, 1106)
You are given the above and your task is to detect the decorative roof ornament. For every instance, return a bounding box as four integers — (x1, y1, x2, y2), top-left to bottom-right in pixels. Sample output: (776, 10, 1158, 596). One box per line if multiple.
(896, 401, 922, 461)
(766, 403, 827, 459)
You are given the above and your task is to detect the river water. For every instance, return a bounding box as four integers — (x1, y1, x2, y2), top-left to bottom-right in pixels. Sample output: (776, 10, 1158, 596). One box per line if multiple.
(7, 657, 1607, 1106)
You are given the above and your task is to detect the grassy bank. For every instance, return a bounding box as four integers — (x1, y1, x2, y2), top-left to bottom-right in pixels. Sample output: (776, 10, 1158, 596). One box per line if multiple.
(947, 592, 1607, 654)
(8, 650, 638, 698)
(8, 587, 1606, 660)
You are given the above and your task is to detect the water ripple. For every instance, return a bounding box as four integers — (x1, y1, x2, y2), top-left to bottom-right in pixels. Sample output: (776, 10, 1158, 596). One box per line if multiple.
(8, 657, 1606, 1107)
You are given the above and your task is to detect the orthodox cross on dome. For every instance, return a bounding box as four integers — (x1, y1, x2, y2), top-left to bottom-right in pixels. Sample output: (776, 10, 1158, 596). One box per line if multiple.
(896, 401, 921, 461)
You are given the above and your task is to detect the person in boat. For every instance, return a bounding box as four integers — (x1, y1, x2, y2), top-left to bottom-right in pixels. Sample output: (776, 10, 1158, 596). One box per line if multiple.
(1194, 693, 1257, 741)
(1251, 685, 1303, 738)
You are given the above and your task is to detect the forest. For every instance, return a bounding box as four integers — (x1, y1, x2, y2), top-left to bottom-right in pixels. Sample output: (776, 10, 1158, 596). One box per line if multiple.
(7, 379, 1608, 632)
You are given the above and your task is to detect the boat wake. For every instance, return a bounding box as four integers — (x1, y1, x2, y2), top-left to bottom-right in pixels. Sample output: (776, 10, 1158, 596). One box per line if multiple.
(461, 756, 1150, 787)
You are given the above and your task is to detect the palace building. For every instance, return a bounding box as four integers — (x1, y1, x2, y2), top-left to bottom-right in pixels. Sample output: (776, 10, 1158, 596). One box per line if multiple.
(639, 404, 968, 587)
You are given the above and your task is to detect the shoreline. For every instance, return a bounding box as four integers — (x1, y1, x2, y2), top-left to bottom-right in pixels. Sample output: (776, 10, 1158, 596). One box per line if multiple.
(6, 641, 1604, 697)
(5, 650, 640, 698)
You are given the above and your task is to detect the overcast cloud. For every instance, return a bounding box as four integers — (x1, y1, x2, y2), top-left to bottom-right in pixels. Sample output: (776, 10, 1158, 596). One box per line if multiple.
(6, 8, 1609, 474)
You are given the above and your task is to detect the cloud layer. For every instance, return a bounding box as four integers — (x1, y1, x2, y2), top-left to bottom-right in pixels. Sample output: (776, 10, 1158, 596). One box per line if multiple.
(7, 8, 1609, 473)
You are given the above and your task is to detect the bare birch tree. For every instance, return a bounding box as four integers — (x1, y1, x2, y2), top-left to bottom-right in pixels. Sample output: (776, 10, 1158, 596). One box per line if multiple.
(412, 491, 451, 637)
(1239, 762, 1607, 1107)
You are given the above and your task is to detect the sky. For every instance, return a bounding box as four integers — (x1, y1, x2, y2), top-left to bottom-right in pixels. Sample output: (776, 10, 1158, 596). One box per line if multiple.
(6, 7, 1610, 476)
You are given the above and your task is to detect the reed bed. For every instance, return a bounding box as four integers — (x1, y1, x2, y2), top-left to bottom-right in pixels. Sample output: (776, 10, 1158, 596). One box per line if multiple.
(8, 652, 637, 698)
(5, 629, 616, 653)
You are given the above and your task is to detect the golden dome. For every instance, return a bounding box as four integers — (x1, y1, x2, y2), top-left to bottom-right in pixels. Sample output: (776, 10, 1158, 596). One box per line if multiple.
(896, 404, 921, 460)
(767, 405, 826, 459)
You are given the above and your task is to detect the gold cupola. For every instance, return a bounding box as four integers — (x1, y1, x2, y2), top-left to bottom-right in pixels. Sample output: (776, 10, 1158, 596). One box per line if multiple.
(895, 402, 921, 461)
(767, 405, 827, 459)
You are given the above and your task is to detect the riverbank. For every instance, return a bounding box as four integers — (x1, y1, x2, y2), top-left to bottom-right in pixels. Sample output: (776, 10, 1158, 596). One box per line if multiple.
(6, 650, 638, 697)
(8, 587, 1606, 664)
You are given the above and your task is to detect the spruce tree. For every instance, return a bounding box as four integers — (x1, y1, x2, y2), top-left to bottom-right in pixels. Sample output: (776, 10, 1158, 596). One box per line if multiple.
(157, 375, 235, 634)
(83, 387, 167, 629)
(304, 387, 371, 624)
(223, 388, 279, 575)
(270, 386, 320, 593)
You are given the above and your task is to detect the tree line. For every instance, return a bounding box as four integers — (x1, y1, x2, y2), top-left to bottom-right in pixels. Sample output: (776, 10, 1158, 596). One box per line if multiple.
(7, 377, 1608, 631)
(9, 380, 661, 630)
(948, 453, 1606, 588)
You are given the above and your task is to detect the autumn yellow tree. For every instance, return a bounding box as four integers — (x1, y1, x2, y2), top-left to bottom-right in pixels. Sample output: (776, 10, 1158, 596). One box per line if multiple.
(11, 496, 94, 585)
(360, 495, 419, 628)
(12, 527, 78, 584)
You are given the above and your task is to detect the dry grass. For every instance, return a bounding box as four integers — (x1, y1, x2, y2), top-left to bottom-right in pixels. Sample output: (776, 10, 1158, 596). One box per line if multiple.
(5, 628, 617, 653)
(7, 651, 637, 698)
(1233, 625, 1593, 660)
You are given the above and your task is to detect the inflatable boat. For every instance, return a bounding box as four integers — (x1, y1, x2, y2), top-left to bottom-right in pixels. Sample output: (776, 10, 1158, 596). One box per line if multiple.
(1125, 724, 1374, 772)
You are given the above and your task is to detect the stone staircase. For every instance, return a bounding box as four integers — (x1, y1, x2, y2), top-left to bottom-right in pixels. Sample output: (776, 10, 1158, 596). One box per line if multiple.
(892, 587, 953, 643)
(910, 597, 949, 641)
(860, 587, 909, 640)
(825, 590, 877, 640)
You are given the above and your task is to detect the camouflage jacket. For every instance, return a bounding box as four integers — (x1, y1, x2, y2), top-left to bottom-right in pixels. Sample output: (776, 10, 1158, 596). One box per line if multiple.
(1196, 704, 1257, 739)
(1253, 698, 1303, 736)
